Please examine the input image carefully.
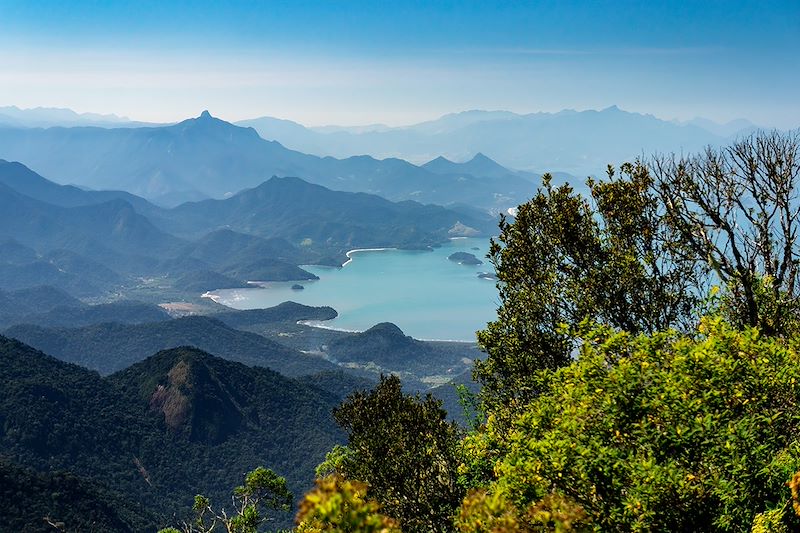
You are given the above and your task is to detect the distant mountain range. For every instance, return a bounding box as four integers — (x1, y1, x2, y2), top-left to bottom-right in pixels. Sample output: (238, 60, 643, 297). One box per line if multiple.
(673, 117, 759, 138)
(6, 315, 336, 376)
(237, 106, 763, 176)
(0, 111, 539, 209)
(0, 105, 161, 129)
(0, 106, 766, 206)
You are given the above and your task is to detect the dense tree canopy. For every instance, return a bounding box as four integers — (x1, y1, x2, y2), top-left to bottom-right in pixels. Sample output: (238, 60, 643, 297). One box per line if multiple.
(475, 162, 703, 414)
(463, 318, 800, 531)
(329, 375, 464, 532)
(476, 131, 800, 416)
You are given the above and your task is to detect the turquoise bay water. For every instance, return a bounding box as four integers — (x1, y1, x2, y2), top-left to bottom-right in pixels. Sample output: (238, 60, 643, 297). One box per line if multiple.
(205, 237, 499, 341)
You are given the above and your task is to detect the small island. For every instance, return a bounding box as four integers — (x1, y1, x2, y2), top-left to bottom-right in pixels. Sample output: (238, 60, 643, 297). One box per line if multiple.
(291, 284, 305, 290)
(448, 252, 483, 265)
(477, 272, 498, 281)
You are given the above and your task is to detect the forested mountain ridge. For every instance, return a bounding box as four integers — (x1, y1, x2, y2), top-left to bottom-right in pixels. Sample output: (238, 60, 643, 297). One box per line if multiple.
(5, 315, 336, 376)
(0, 296, 170, 329)
(0, 336, 344, 530)
(0, 159, 159, 215)
(0, 181, 181, 259)
(0, 459, 160, 532)
(327, 322, 474, 376)
(161, 176, 494, 247)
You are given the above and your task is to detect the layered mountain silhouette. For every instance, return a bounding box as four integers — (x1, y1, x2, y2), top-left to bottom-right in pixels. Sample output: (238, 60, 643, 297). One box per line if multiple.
(0, 161, 492, 297)
(239, 106, 748, 176)
(0, 159, 158, 215)
(0, 181, 180, 259)
(0, 105, 154, 129)
(0, 112, 536, 209)
(161, 176, 494, 248)
(423, 152, 536, 181)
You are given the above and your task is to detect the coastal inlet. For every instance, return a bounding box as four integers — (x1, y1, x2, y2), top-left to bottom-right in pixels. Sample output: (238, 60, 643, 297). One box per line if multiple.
(204, 237, 498, 341)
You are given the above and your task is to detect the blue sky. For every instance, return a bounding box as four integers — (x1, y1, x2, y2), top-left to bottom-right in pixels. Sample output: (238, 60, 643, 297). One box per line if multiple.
(0, 0, 797, 127)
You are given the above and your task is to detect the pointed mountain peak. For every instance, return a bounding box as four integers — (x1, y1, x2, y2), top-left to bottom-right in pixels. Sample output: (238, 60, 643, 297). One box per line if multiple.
(470, 152, 492, 162)
(169, 110, 262, 143)
(423, 155, 454, 165)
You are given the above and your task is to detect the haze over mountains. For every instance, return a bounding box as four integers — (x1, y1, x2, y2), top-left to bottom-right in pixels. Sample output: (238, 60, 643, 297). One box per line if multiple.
(239, 106, 758, 175)
(0, 105, 763, 209)
(0, 111, 536, 209)
(0, 106, 159, 129)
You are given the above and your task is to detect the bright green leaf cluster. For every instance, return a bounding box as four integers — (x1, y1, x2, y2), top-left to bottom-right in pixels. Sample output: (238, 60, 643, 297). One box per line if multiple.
(465, 318, 800, 531)
(296, 475, 401, 533)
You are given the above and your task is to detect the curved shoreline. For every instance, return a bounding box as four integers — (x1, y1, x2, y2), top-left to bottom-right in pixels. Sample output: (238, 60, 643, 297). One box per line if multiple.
(201, 291, 221, 303)
(201, 237, 492, 341)
(296, 319, 362, 333)
(341, 247, 396, 267)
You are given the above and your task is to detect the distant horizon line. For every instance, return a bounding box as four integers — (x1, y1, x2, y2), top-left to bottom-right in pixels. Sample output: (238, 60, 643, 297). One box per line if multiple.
(0, 103, 768, 131)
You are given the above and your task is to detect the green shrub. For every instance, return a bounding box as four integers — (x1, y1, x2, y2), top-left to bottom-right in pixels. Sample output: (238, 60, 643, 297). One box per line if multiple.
(463, 318, 800, 531)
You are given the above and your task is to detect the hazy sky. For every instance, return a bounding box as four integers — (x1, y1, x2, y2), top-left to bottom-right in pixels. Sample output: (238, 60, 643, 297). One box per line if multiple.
(0, 0, 798, 127)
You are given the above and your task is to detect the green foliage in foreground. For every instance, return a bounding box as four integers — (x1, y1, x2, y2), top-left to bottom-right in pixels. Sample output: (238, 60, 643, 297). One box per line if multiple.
(296, 475, 400, 532)
(331, 375, 464, 532)
(149, 133, 800, 531)
(475, 165, 702, 416)
(293, 133, 800, 531)
(461, 318, 800, 531)
(158, 466, 292, 533)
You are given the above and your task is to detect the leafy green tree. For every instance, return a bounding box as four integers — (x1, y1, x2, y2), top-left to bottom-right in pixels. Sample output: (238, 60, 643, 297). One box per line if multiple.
(475, 164, 702, 415)
(463, 318, 800, 531)
(455, 489, 587, 533)
(330, 375, 463, 532)
(295, 474, 400, 532)
(158, 466, 292, 533)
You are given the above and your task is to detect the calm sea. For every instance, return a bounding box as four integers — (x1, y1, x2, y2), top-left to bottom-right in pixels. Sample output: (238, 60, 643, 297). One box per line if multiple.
(205, 237, 499, 341)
